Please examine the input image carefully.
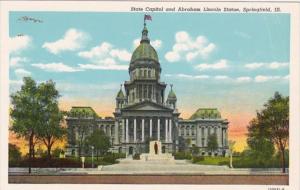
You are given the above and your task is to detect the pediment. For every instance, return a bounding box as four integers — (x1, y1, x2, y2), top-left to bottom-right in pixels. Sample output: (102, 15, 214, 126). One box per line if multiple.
(122, 101, 172, 111)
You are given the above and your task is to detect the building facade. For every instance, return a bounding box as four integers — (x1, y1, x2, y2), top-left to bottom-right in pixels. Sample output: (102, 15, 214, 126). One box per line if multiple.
(66, 23, 229, 157)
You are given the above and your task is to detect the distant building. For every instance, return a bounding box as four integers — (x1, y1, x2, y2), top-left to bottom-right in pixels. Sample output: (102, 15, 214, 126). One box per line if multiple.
(66, 23, 229, 157)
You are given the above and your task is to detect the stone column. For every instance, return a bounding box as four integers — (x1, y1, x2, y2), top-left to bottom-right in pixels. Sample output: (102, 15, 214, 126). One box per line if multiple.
(178, 125, 181, 136)
(165, 118, 168, 142)
(103, 126, 107, 134)
(157, 118, 160, 141)
(196, 126, 201, 146)
(217, 126, 222, 147)
(225, 129, 228, 146)
(134, 118, 137, 143)
(204, 127, 208, 146)
(150, 119, 152, 138)
(114, 120, 119, 144)
(126, 118, 129, 143)
(169, 119, 172, 142)
(184, 126, 186, 136)
(121, 119, 125, 142)
(142, 118, 145, 142)
(108, 125, 111, 136)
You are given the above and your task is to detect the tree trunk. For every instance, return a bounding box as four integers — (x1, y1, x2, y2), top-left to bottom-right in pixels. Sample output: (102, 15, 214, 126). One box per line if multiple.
(47, 145, 52, 160)
(28, 133, 34, 174)
(280, 148, 286, 173)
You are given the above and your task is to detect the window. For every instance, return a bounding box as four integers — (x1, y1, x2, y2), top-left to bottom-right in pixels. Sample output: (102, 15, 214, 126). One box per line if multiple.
(148, 85, 152, 99)
(148, 70, 151, 78)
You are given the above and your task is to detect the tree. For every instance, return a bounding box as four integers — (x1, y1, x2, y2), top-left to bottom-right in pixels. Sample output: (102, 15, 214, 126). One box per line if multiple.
(246, 118, 275, 166)
(207, 133, 218, 155)
(10, 77, 41, 173)
(67, 109, 94, 157)
(228, 140, 235, 168)
(37, 80, 65, 160)
(85, 129, 111, 160)
(191, 144, 199, 156)
(9, 143, 22, 162)
(257, 92, 289, 173)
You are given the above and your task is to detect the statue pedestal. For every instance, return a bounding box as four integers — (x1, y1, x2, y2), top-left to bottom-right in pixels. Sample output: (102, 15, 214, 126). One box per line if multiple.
(140, 140, 175, 162)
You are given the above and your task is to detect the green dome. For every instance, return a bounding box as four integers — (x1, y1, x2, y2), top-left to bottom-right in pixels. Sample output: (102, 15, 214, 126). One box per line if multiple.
(189, 108, 221, 120)
(116, 89, 125, 99)
(167, 89, 177, 99)
(131, 42, 159, 63)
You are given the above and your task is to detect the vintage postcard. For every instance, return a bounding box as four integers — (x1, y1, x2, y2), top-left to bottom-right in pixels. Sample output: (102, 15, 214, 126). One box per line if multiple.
(0, 1, 300, 190)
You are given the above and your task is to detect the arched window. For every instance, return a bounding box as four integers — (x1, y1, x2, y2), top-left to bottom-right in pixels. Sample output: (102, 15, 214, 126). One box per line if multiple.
(148, 70, 151, 78)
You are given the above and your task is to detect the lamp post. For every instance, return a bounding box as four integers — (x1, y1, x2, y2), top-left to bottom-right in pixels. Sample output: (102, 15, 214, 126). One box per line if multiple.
(91, 146, 94, 168)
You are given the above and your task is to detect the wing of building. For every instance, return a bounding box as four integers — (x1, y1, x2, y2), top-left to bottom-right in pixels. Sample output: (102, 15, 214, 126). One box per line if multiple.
(65, 22, 229, 157)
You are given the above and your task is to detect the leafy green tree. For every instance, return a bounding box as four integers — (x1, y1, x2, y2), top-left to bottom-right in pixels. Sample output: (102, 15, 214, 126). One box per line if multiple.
(10, 77, 41, 173)
(246, 118, 275, 167)
(37, 80, 65, 160)
(85, 129, 111, 160)
(207, 133, 218, 155)
(52, 147, 65, 158)
(9, 143, 22, 162)
(257, 92, 289, 173)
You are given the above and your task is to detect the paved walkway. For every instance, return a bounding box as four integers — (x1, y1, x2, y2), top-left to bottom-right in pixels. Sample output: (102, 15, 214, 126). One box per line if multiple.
(9, 158, 287, 175)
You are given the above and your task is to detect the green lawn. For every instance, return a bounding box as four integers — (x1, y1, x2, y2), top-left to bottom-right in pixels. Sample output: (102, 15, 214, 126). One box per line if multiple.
(194, 156, 232, 166)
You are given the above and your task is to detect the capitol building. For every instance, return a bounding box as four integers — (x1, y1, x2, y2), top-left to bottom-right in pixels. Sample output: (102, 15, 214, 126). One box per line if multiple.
(66, 23, 229, 157)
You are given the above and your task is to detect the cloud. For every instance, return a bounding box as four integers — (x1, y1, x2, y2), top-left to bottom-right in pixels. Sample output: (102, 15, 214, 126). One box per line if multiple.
(110, 49, 131, 62)
(165, 73, 288, 84)
(78, 63, 128, 71)
(133, 38, 162, 49)
(78, 42, 131, 71)
(42, 28, 87, 54)
(10, 57, 28, 67)
(245, 63, 264, 69)
(236, 77, 252, 83)
(9, 35, 31, 54)
(195, 59, 229, 71)
(244, 62, 289, 70)
(151, 40, 162, 49)
(214, 75, 229, 80)
(268, 62, 289, 69)
(14, 68, 31, 77)
(254, 75, 281, 83)
(165, 31, 216, 62)
(31, 62, 82, 72)
(165, 73, 210, 80)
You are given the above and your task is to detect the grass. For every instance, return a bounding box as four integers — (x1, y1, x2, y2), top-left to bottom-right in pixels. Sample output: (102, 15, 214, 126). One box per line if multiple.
(193, 156, 234, 166)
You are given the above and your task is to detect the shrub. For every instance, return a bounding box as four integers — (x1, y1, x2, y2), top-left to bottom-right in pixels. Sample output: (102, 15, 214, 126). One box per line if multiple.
(133, 153, 140, 160)
(102, 154, 118, 164)
(192, 156, 204, 163)
(174, 152, 192, 160)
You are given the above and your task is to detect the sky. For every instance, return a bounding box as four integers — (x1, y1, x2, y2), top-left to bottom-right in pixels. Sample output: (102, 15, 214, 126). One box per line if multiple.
(9, 12, 290, 152)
